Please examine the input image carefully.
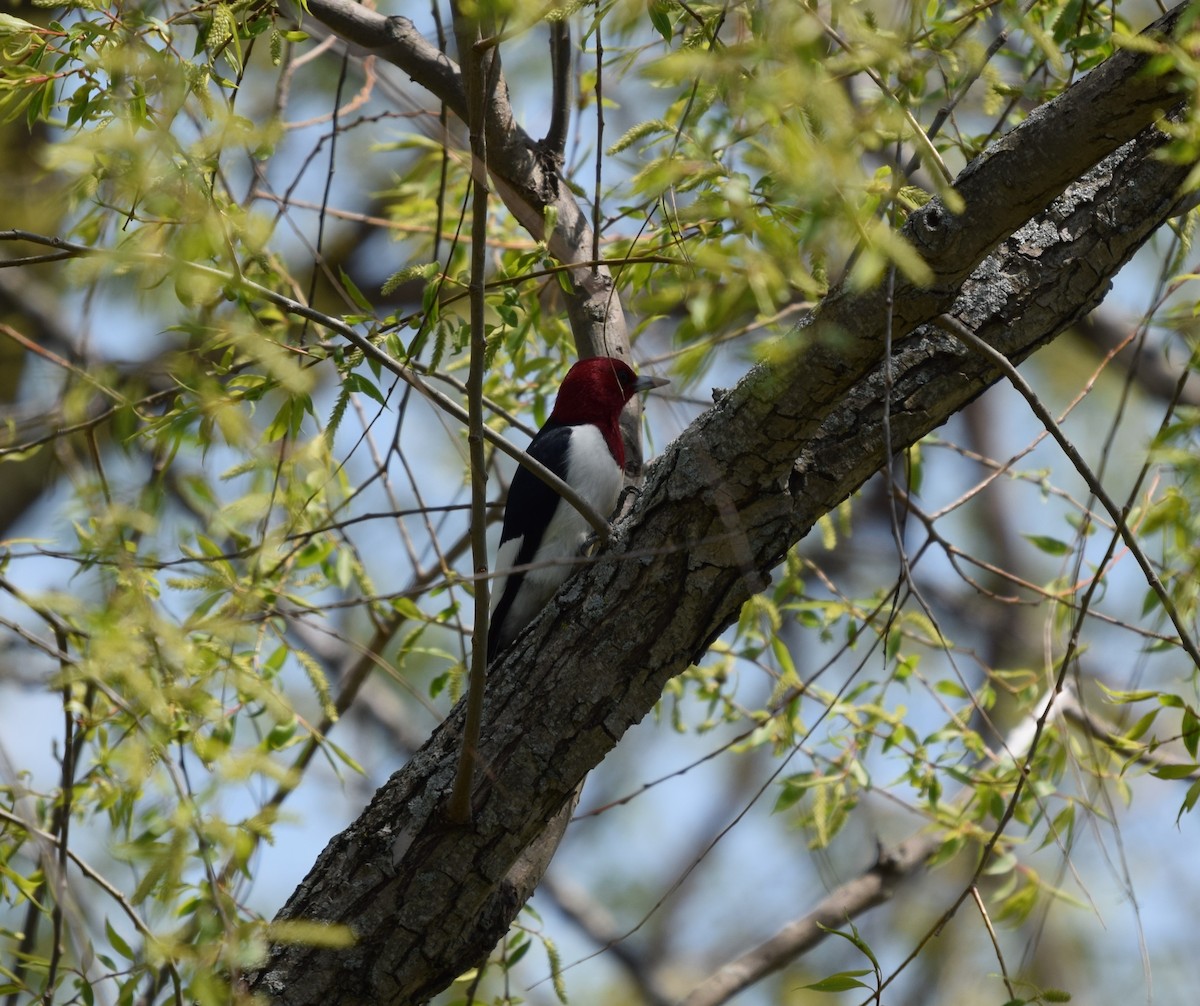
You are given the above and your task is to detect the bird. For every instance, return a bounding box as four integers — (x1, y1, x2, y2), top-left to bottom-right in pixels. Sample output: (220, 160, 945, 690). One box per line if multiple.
(487, 357, 669, 663)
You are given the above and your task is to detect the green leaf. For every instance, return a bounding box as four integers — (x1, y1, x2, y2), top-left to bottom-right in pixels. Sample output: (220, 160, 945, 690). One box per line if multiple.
(803, 972, 872, 992)
(505, 937, 531, 967)
(1123, 708, 1160, 743)
(1023, 534, 1074, 556)
(1097, 683, 1159, 704)
(770, 634, 798, 685)
(0, 12, 40, 36)
(265, 717, 298, 750)
(1151, 763, 1199, 780)
(1183, 705, 1199, 759)
(344, 372, 389, 408)
(817, 919, 880, 969)
(648, 0, 673, 42)
(935, 679, 969, 699)
(1179, 778, 1200, 820)
(339, 267, 375, 312)
(105, 917, 134, 962)
(320, 737, 365, 776)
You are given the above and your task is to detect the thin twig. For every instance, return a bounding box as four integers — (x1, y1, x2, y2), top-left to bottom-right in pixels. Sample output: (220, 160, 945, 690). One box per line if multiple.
(0, 228, 612, 539)
(934, 313, 1200, 674)
(680, 687, 1070, 1006)
(970, 885, 1017, 1000)
(903, 0, 1038, 177)
(431, 0, 451, 263)
(448, 2, 497, 824)
(302, 47, 350, 340)
(864, 313, 1198, 1000)
(43, 628, 74, 1003)
(1059, 689, 1200, 780)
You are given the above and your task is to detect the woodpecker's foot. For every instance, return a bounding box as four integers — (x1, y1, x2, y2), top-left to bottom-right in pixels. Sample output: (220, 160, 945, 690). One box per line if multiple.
(612, 483, 641, 520)
(580, 531, 603, 557)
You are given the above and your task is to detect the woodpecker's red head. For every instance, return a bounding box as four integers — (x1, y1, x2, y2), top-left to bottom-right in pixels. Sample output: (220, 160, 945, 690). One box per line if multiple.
(548, 357, 669, 466)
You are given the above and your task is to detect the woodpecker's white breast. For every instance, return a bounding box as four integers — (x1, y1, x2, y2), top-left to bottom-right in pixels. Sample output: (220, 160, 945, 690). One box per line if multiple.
(531, 423, 623, 569)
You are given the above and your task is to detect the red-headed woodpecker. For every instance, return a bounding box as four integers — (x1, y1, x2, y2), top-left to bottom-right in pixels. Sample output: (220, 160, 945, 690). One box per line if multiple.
(487, 357, 669, 662)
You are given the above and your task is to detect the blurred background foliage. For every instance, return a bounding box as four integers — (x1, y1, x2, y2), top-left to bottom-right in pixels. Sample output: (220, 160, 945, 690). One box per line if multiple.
(2, 0, 1200, 1004)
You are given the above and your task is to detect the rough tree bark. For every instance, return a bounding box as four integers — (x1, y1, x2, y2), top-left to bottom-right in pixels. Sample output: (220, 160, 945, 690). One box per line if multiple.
(248, 5, 1194, 1004)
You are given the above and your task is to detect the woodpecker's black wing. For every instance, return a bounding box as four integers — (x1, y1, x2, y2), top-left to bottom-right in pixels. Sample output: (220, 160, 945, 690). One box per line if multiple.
(487, 421, 571, 662)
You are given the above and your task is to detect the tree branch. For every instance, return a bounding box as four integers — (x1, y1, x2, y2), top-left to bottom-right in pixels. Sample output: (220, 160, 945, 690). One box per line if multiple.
(297, 0, 630, 359)
(249, 6, 1194, 1004)
(539, 872, 675, 1006)
(447, 3, 495, 825)
(679, 833, 941, 1006)
(295, 5, 467, 118)
(935, 311, 1200, 670)
(543, 15, 570, 158)
(296, 0, 647, 476)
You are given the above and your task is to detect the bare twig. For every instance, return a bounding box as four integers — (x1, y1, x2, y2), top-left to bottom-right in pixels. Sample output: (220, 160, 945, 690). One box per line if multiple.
(934, 313, 1200, 674)
(43, 629, 75, 1001)
(970, 885, 1017, 1001)
(449, 2, 497, 824)
(679, 834, 940, 1006)
(0, 229, 613, 540)
(539, 873, 675, 1006)
(680, 687, 1071, 1006)
(1059, 688, 1200, 781)
(293, 0, 633, 362)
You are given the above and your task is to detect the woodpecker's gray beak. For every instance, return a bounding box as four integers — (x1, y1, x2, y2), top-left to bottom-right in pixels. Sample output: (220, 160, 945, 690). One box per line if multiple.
(633, 374, 670, 394)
